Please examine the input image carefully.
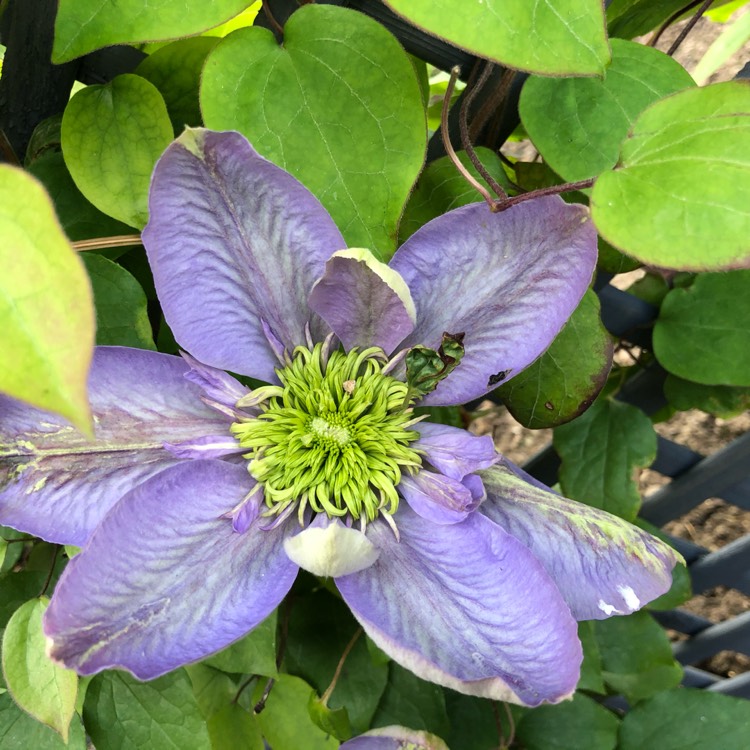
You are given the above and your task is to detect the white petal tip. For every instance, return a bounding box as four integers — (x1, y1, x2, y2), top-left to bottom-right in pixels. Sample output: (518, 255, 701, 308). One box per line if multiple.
(284, 520, 379, 577)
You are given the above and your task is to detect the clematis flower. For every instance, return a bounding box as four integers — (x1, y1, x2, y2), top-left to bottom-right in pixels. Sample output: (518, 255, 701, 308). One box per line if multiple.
(0, 129, 680, 707)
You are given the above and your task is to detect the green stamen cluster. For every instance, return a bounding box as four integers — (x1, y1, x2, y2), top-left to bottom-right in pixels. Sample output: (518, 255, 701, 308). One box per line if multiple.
(231, 343, 422, 522)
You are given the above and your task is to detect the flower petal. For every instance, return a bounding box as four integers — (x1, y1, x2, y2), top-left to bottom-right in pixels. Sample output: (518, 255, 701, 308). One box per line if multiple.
(0, 347, 228, 546)
(142, 129, 345, 382)
(390, 197, 597, 405)
(336, 504, 581, 706)
(44, 460, 298, 679)
(180, 351, 249, 410)
(479, 462, 682, 620)
(341, 726, 449, 750)
(284, 517, 379, 577)
(413, 422, 498, 479)
(398, 470, 482, 525)
(308, 248, 416, 354)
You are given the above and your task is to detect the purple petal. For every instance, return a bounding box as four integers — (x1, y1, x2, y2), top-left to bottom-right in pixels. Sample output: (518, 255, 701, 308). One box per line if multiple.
(142, 129, 344, 382)
(336, 504, 581, 706)
(480, 463, 682, 620)
(308, 249, 415, 354)
(44, 460, 298, 679)
(180, 351, 249, 409)
(342, 727, 449, 750)
(413, 422, 498, 479)
(398, 470, 483, 525)
(0, 347, 228, 546)
(163, 434, 243, 460)
(390, 198, 597, 405)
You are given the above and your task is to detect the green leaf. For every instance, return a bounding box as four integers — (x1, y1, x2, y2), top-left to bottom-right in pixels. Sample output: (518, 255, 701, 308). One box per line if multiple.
(594, 611, 683, 703)
(597, 238, 642, 275)
(82, 254, 155, 349)
(201, 4, 426, 260)
(53, 0, 252, 62)
(0, 166, 94, 433)
(371, 663, 450, 739)
(554, 398, 657, 520)
(383, 0, 610, 75)
(1, 598, 77, 741)
(0, 573, 46, 629)
(28, 152, 134, 244)
(136, 38, 220, 134)
(308, 692, 352, 742)
(607, 0, 705, 39)
(185, 664, 238, 721)
(517, 693, 619, 750)
(578, 621, 605, 694)
(619, 688, 750, 750)
(0, 691, 86, 750)
(251, 674, 338, 750)
(664, 374, 750, 418)
(520, 39, 693, 182)
(693, 9, 750, 85)
(284, 592, 388, 735)
(398, 148, 511, 242)
(204, 611, 277, 677)
(83, 669, 211, 750)
(591, 82, 750, 270)
(443, 691, 500, 750)
(62, 74, 174, 229)
(653, 271, 750, 386)
(497, 290, 613, 428)
(206, 703, 264, 750)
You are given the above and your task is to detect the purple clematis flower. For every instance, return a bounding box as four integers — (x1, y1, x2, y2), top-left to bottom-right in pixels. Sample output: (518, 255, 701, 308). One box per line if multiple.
(0, 129, 680, 707)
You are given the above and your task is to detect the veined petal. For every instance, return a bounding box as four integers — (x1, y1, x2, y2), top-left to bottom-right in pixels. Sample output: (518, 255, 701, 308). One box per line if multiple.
(180, 351, 249, 410)
(398, 470, 483, 525)
(163, 434, 243, 460)
(341, 727, 449, 750)
(308, 248, 416, 354)
(44, 460, 298, 679)
(413, 422, 498, 480)
(0, 347, 228, 546)
(480, 462, 682, 620)
(143, 129, 344, 382)
(284, 517, 379, 577)
(336, 505, 581, 706)
(390, 198, 597, 405)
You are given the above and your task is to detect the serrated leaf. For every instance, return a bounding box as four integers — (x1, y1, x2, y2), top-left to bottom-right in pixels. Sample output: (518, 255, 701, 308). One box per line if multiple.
(591, 82, 750, 270)
(201, 4, 426, 261)
(371, 663, 450, 738)
(594, 611, 682, 703)
(619, 688, 750, 750)
(82, 254, 155, 349)
(521, 39, 693, 182)
(62, 74, 173, 229)
(251, 674, 338, 750)
(399, 148, 512, 242)
(516, 693, 619, 750)
(284, 592, 387, 735)
(0, 691, 86, 750)
(83, 669, 211, 750)
(664, 374, 750, 418)
(1, 598, 77, 741)
(497, 290, 613, 429)
(203, 611, 277, 677)
(384, 0, 610, 75)
(206, 703, 264, 750)
(653, 271, 750, 386)
(554, 398, 657, 520)
(0, 166, 94, 433)
(53, 0, 251, 62)
(136, 38, 220, 134)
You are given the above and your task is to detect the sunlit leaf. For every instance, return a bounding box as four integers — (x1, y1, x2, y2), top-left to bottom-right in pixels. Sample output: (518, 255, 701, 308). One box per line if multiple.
(0, 166, 94, 433)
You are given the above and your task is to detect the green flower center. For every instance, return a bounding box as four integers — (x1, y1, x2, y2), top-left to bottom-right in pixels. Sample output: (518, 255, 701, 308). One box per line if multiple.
(231, 343, 422, 522)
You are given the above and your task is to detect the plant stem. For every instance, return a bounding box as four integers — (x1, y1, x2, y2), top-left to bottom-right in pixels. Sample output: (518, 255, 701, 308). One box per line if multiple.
(649, 0, 703, 47)
(667, 0, 714, 56)
(489, 177, 594, 213)
(441, 66, 496, 209)
(72, 235, 143, 252)
(321, 628, 362, 704)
